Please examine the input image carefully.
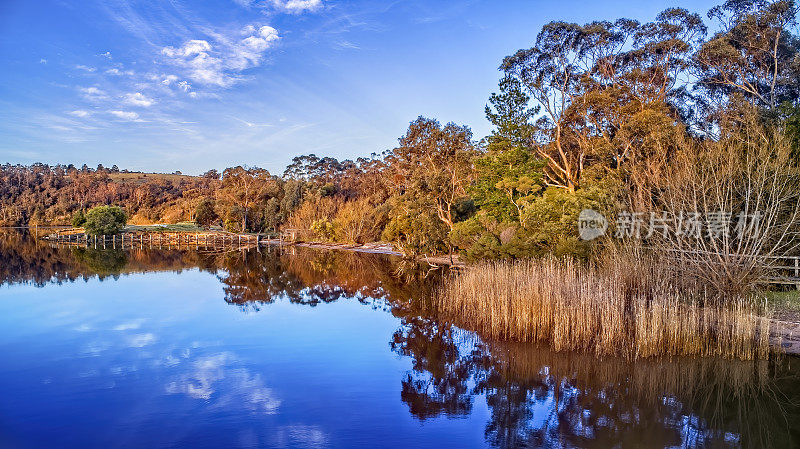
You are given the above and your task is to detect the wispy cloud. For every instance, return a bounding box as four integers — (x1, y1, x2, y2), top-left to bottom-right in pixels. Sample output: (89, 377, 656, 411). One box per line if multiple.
(113, 319, 145, 331)
(76, 64, 97, 72)
(105, 68, 133, 76)
(79, 86, 109, 101)
(230, 116, 272, 127)
(274, 0, 323, 14)
(69, 110, 91, 117)
(109, 110, 140, 121)
(234, 0, 324, 14)
(334, 40, 360, 50)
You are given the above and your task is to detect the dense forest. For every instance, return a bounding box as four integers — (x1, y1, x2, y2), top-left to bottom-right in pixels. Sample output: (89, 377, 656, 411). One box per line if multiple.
(3, 0, 800, 260)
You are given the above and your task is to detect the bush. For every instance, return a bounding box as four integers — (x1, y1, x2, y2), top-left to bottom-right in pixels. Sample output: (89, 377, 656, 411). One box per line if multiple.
(310, 219, 337, 241)
(71, 210, 86, 227)
(194, 199, 218, 228)
(83, 206, 127, 235)
(332, 198, 388, 244)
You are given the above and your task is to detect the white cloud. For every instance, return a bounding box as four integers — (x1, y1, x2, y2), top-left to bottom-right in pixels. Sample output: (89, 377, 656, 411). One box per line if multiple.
(161, 74, 179, 85)
(124, 92, 156, 107)
(177, 80, 191, 92)
(79, 86, 108, 101)
(99, 51, 112, 59)
(109, 110, 140, 120)
(69, 110, 91, 117)
(106, 68, 133, 76)
(39, 58, 47, 64)
(236, 0, 323, 14)
(275, 0, 322, 14)
(76, 65, 97, 72)
(160, 25, 280, 88)
(162, 39, 212, 58)
(165, 352, 282, 414)
(242, 26, 280, 52)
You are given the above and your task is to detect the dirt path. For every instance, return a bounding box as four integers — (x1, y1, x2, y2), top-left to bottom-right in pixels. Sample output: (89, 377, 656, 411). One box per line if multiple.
(771, 319, 800, 356)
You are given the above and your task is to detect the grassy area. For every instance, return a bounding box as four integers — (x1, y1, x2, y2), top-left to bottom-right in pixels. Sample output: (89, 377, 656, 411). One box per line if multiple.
(124, 222, 205, 233)
(107, 172, 198, 186)
(761, 289, 800, 312)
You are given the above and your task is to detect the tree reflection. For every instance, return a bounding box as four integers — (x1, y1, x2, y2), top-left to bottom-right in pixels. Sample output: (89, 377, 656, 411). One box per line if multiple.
(390, 314, 800, 448)
(1, 230, 798, 448)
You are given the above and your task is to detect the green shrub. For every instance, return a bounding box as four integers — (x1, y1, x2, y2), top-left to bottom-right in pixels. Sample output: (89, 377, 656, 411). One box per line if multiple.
(311, 219, 337, 241)
(71, 210, 86, 227)
(83, 206, 127, 235)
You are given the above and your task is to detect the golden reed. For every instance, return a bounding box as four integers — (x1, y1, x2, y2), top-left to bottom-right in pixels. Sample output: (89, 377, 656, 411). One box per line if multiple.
(435, 259, 771, 360)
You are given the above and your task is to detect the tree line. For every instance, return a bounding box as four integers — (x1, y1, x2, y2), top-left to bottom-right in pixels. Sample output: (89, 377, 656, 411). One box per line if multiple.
(3, 0, 800, 260)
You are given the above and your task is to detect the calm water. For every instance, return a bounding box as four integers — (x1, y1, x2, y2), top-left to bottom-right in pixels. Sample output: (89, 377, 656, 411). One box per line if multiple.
(0, 232, 798, 449)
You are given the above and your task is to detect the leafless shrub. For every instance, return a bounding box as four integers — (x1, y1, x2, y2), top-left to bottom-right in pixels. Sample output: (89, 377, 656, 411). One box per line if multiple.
(653, 119, 800, 297)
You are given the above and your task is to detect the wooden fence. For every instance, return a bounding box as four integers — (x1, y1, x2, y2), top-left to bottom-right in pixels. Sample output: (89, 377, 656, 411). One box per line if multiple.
(42, 231, 260, 250)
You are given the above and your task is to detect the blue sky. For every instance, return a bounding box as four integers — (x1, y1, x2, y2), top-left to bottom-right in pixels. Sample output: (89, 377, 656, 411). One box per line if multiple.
(0, 0, 718, 174)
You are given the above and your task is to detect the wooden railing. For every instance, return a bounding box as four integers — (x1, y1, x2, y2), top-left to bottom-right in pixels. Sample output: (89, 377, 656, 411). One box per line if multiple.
(42, 230, 260, 250)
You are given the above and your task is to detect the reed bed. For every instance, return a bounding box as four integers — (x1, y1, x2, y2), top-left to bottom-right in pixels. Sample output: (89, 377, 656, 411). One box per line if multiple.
(436, 259, 772, 359)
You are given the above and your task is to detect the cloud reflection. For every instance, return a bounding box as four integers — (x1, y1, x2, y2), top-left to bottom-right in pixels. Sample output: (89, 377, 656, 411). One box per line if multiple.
(165, 352, 281, 414)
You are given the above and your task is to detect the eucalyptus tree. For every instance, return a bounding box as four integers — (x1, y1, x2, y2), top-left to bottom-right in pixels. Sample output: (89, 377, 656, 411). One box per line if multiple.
(220, 166, 280, 232)
(382, 117, 476, 254)
(694, 0, 800, 113)
(501, 10, 705, 193)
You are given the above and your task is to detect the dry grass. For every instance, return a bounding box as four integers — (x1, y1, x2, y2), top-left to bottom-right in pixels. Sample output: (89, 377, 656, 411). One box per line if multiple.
(107, 172, 198, 186)
(436, 257, 772, 360)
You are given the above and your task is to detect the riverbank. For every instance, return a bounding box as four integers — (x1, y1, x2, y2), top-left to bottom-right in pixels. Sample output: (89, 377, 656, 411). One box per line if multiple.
(32, 225, 466, 266)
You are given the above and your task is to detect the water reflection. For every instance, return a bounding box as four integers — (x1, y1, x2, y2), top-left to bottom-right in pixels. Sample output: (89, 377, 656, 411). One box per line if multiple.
(0, 231, 798, 448)
(391, 315, 800, 448)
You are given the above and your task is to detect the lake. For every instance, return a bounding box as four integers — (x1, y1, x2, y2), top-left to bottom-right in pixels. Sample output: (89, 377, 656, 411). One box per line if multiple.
(0, 231, 798, 448)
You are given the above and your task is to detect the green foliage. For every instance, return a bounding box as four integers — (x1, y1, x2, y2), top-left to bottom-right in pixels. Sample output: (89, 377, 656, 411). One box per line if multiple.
(472, 146, 544, 222)
(450, 215, 540, 261)
(382, 202, 449, 255)
(454, 179, 619, 260)
(71, 210, 86, 227)
(72, 247, 127, 275)
(471, 75, 545, 223)
(224, 219, 240, 233)
(261, 197, 282, 232)
(310, 219, 337, 241)
(194, 199, 218, 227)
(83, 206, 127, 236)
(281, 180, 304, 214)
(519, 182, 618, 259)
